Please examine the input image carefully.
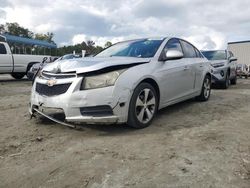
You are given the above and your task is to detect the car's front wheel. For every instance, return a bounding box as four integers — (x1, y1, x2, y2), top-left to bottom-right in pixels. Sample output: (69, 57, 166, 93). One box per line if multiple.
(231, 72, 237, 85)
(11, 73, 25, 79)
(127, 82, 158, 128)
(221, 71, 230, 89)
(196, 75, 211, 101)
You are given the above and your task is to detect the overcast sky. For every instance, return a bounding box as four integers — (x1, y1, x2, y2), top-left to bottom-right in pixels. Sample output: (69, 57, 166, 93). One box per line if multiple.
(0, 0, 250, 49)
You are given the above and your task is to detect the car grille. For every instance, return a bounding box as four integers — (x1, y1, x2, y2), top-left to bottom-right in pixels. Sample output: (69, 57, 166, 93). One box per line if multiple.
(41, 71, 76, 79)
(36, 83, 71, 96)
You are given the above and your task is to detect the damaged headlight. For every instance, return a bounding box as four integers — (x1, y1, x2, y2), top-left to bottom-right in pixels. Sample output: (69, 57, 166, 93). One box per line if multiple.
(81, 69, 126, 90)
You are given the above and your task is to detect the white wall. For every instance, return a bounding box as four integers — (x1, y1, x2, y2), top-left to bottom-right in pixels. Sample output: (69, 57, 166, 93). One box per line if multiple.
(228, 42, 250, 66)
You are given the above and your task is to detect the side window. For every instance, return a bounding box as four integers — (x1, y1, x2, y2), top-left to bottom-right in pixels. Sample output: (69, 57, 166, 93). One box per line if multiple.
(180, 40, 197, 58)
(164, 38, 183, 53)
(0, 44, 7, 54)
(195, 48, 203, 58)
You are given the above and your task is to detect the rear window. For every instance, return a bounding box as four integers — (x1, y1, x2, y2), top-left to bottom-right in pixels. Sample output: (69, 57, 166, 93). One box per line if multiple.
(0, 44, 7, 54)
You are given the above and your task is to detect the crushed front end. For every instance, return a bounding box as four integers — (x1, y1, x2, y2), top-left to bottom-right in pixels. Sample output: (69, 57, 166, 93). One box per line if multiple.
(30, 70, 130, 125)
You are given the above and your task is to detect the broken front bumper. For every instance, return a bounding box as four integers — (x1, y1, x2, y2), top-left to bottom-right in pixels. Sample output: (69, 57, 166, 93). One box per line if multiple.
(211, 66, 227, 84)
(30, 76, 130, 124)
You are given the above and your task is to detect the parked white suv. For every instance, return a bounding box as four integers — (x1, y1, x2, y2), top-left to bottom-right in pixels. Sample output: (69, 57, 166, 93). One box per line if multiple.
(202, 50, 237, 89)
(30, 37, 212, 128)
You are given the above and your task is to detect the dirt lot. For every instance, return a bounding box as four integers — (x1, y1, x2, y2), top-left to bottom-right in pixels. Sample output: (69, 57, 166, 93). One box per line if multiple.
(0, 75, 249, 188)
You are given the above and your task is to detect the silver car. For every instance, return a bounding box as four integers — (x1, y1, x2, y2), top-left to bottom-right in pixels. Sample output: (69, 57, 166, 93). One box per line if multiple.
(202, 50, 237, 89)
(30, 37, 212, 128)
(236, 64, 249, 79)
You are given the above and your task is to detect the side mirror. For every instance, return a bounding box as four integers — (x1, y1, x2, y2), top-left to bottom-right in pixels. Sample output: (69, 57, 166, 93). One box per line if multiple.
(229, 57, 237, 62)
(159, 50, 184, 61)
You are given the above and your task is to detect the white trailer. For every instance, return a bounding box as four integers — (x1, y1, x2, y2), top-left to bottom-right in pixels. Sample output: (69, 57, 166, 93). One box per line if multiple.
(228, 41, 250, 67)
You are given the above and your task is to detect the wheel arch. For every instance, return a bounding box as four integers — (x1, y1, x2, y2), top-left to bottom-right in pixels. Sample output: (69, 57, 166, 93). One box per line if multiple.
(205, 72, 212, 80)
(138, 78, 160, 103)
(26, 62, 40, 74)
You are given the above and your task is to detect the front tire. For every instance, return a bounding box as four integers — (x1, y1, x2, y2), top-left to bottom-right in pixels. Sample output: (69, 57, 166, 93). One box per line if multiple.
(11, 73, 25, 79)
(196, 75, 211, 101)
(221, 71, 230, 89)
(127, 83, 158, 129)
(231, 75, 237, 85)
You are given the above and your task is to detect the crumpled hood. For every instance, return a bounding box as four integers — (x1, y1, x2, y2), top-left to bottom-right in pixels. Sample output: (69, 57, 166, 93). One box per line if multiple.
(43, 56, 151, 74)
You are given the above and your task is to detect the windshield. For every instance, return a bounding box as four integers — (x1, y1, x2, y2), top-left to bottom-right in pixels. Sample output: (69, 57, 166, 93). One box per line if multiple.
(202, 50, 227, 60)
(96, 39, 163, 58)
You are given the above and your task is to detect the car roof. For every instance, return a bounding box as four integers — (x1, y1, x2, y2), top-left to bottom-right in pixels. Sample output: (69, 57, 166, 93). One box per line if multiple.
(115, 37, 167, 44)
(201, 50, 226, 52)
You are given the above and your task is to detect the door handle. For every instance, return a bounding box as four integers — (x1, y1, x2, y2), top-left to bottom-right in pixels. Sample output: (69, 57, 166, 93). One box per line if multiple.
(184, 66, 189, 70)
(199, 64, 204, 67)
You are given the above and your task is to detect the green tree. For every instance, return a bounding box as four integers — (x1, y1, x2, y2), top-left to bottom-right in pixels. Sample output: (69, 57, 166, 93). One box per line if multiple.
(87, 40, 95, 47)
(104, 41, 112, 48)
(81, 41, 88, 49)
(35, 32, 55, 43)
(86, 40, 96, 54)
(5, 22, 34, 38)
(0, 24, 4, 34)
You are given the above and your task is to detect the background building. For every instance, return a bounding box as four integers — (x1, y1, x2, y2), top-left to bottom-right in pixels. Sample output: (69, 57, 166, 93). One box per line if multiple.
(228, 41, 250, 66)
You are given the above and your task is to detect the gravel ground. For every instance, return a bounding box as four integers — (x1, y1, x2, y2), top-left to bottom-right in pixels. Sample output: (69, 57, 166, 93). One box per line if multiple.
(0, 75, 249, 188)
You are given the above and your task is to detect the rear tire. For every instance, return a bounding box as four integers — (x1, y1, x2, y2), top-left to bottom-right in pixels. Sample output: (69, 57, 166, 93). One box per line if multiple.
(196, 75, 211, 101)
(127, 82, 158, 129)
(11, 73, 25, 79)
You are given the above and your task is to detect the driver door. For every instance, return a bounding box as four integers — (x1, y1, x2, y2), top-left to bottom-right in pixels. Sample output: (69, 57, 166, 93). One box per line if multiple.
(157, 38, 195, 105)
(0, 43, 13, 72)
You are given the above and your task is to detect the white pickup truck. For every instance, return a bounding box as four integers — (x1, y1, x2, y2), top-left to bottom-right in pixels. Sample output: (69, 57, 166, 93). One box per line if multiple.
(0, 41, 51, 79)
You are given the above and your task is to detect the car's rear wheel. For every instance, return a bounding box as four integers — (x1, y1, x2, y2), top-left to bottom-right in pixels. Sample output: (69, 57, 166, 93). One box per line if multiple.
(127, 82, 158, 129)
(11, 73, 25, 79)
(196, 75, 211, 101)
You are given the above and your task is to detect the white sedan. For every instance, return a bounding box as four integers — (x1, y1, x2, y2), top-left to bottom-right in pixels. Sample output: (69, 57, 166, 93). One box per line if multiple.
(30, 37, 212, 128)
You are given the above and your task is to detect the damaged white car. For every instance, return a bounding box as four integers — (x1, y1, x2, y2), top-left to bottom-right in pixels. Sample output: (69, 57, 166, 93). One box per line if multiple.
(30, 37, 212, 128)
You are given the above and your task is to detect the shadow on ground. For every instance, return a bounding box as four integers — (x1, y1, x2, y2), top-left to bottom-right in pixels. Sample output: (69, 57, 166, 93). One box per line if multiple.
(33, 98, 202, 137)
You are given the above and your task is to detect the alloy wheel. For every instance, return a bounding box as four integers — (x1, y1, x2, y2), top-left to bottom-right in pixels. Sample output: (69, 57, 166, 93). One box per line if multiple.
(135, 88, 156, 124)
(203, 77, 211, 99)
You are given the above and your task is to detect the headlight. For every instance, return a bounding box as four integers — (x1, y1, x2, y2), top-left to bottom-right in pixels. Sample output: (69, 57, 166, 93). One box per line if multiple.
(81, 69, 126, 90)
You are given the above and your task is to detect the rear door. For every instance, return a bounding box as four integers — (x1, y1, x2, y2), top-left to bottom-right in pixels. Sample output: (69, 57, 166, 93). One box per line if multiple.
(179, 40, 200, 92)
(0, 43, 13, 72)
(157, 38, 196, 105)
(180, 40, 205, 92)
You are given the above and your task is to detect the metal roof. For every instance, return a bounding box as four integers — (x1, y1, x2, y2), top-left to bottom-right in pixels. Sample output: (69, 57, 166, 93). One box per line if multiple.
(1, 33, 57, 48)
(228, 40, 250, 45)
